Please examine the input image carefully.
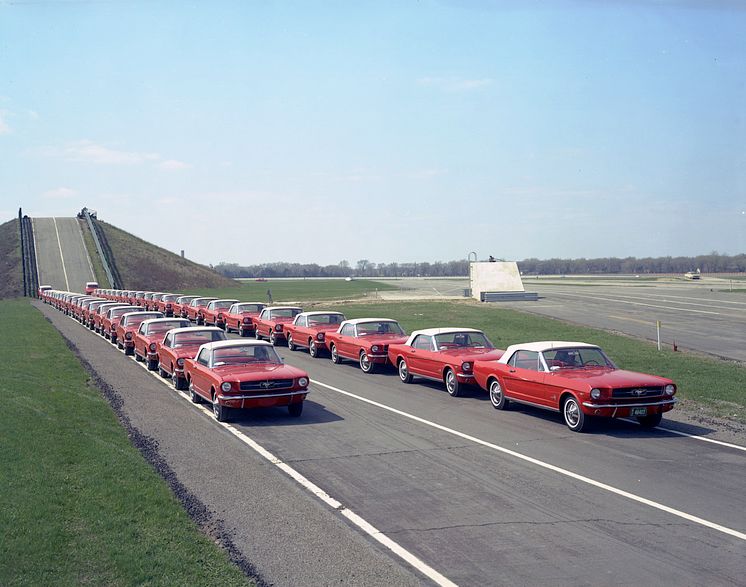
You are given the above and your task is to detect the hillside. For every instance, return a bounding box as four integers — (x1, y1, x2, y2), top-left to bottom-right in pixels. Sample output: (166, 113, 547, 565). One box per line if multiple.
(0, 219, 23, 299)
(96, 220, 235, 291)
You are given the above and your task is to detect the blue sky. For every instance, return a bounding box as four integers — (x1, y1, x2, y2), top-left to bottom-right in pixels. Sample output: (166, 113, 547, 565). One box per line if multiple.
(1, 0, 744, 266)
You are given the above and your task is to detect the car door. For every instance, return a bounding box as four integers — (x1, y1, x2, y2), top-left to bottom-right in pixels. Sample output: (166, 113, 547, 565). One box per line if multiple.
(191, 348, 212, 397)
(502, 350, 546, 404)
(336, 323, 356, 359)
(408, 334, 435, 377)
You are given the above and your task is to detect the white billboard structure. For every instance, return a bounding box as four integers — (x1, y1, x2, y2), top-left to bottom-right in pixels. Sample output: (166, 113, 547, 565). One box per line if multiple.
(469, 261, 537, 302)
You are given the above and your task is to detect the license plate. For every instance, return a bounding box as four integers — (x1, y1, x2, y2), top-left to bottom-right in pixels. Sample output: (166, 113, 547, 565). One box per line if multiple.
(631, 407, 647, 416)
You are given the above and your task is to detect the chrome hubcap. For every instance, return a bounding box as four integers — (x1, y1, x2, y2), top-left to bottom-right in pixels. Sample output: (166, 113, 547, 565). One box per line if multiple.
(565, 400, 579, 427)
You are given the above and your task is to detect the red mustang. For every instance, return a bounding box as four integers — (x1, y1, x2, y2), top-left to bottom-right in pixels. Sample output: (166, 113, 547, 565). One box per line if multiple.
(326, 318, 407, 373)
(202, 299, 239, 329)
(173, 295, 199, 318)
(473, 341, 677, 432)
(133, 317, 191, 370)
(102, 305, 142, 341)
(115, 311, 164, 354)
(223, 302, 266, 337)
(156, 326, 227, 390)
(185, 297, 218, 323)
(286, 311, 346, 358)
(253, 306, 303, 345)
(388, 328, 504, 396)
(184, 340, 310, 421)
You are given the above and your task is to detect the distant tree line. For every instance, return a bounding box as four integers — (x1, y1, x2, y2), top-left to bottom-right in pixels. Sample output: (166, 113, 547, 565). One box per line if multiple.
(214, 253, 746, 279)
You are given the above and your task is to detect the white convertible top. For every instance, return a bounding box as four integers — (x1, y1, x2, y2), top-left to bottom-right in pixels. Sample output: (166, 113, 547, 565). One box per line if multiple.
(167, 326, 224, 336)
(139, 317, 190, 328)
(199, 339, 273, 351)
(339, 318, 398, 326)
(265, 305, 303, 311)
(499, 341, 599, 363)
(296, 311, 345, 318)
(404, 327, 483, 345)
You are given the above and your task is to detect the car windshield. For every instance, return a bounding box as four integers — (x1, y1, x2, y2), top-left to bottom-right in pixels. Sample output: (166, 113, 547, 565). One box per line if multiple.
(212, 345, 281, 366)
(357, 321, 405, 336)
(125, 314, 159, 326)
(147, 321, 188, 335)
(308, 313, 345, 326)
(543, 347, 615, 369)
(172, 331, 227, 347)
(434, 331, 493, 349)
(270, 308, 301, 318)
(235, 304, 262, 313)
(213, 300, 235, 309)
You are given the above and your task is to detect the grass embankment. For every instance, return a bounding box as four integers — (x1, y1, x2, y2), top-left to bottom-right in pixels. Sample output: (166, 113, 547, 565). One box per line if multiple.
(78, 218, 111, 288)
(182, 278, 398, 302)
(97, 220, 234, 291)
(330, 301, 746, 420)
(0, 300, 252, 586)
(0, 219, 23, 299)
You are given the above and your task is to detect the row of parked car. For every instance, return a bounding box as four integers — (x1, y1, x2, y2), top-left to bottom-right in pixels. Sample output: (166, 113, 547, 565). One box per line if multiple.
(38, 285, 678, 432)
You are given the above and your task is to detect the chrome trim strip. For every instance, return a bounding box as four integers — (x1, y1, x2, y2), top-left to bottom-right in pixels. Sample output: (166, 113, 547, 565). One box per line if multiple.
(218, 390, 309, 401)
(582, 398, 677, 409)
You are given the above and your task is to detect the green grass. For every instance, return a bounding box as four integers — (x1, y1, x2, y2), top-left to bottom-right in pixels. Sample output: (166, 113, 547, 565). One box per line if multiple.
(0, 219, 23, 299)
(181, 278, 398, 303)
(78, 218, 111, 288)
(329, 300, 746, 421)
(0, 300, 252, 587)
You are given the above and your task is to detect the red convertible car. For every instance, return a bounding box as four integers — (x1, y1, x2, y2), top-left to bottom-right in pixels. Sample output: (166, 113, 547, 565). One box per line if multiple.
(286, 311, 346, 358)
(133, 317, 191, 370)
(157, 326, 227, 390)
(473, 341, 677, 432)
(202, 299, 239, 329)
(115, 311, 164, 354)
(388, 328, 504, 396)
(183, 340, 310, 421)
(253, 306, 303, 345)
(326, 318, 407, 373)
(223, 302, 266, 337)
(185, 297, 218, 324)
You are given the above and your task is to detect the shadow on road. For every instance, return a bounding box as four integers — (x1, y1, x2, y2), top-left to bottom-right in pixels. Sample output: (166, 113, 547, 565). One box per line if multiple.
(228, 399, 343, 427)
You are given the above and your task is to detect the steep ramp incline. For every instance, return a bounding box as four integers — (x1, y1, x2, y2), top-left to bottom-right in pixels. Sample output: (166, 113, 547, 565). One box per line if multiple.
(33, 217, 95, 292)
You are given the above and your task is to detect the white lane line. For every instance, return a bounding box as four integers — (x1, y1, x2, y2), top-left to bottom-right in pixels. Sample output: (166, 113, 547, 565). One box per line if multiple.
(87, 320, 456, 587)
(540, 289, 721, 315)
(31, 217, 41, 286)
(312, 380, 746, 542)
(52, 217, 70, 291)
(76, 220, 96, 281)
(655, 426, 746, 452)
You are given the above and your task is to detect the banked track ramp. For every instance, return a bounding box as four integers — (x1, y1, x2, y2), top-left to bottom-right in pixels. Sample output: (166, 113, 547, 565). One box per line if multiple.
(33, 217, 96, 293)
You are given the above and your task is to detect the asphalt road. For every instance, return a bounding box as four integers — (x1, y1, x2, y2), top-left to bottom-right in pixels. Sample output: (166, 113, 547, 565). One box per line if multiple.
(36, 300, 746, 587)
(32, 217, 95, 293)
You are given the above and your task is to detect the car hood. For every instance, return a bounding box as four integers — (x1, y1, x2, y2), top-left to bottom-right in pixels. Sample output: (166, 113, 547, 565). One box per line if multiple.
(362, 334, 409, 344)
(551, 368, 672, 388)
(213, 363, 307, 379)
(439, 348, 505, 361)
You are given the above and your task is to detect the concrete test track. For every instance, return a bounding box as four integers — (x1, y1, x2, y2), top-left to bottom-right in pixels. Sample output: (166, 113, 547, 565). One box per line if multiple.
(36, 300, 746, 586)
(33, 217, 95, 294)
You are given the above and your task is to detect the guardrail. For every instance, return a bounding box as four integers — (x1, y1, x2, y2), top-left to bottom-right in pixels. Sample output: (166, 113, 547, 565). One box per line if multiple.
(18, 208, 39, 297)
(82, 209, 122, 289)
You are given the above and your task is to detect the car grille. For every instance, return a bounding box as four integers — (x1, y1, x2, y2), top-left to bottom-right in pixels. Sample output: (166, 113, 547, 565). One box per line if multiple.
(611, 386, 664, 399)
(239, 379, 294, 392)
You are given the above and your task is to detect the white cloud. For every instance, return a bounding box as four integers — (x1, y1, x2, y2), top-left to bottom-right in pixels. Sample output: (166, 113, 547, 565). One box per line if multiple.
(0, 111, 10, 134)
(417, 76, 493, 92)
(42, 187, 78, 199)
(158, 159, 189, 171)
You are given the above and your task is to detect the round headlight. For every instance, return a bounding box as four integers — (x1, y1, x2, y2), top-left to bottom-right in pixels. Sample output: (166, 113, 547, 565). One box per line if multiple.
(664, 384, 675, 396)
(243, 317, 251, 324)
(221, 382, 232, 392)
(298, 377, 309, 387)
(149, 343, 157, 351)
(371, 345, 379, 352)
(176, 358, 185, 367)
(590, 388, 601, 399)
(317, 332, 325, 341)
(275, 324, 283, 331)
(462, 362, 472, 372)
(125, 332, 132, 340)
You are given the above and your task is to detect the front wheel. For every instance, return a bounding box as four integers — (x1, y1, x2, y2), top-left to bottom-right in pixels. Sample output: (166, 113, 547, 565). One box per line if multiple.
(135, 351, 144, 362)
(269, 332, 279, 346)
(359, 351, 375, 373)
(637, 413, 662, 429)
(254, 329, 262, 340)
(309, 340, 319, 358)
(288, 402, 303, 417)
(330, 344, 341, 364)
(212, 395, 228, 421)
(147, 359, 158, 371)
(563, 396, 590, 432)
(398, 359, 413, 383)
(158, 364, 170, 378)
(174, 374, 187, 391)
(189, 381, 202, 404)
(445, 369, 461, 397)
(489, 378, 509, 409)
(287, 334, 296, 351)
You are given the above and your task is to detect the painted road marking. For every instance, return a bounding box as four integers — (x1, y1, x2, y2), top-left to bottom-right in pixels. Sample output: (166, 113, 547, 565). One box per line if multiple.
(540, 289, 721, 315)
(89, 319, 456, 587)
(52, 217, 70, 291)
(312, 380, 746, 542)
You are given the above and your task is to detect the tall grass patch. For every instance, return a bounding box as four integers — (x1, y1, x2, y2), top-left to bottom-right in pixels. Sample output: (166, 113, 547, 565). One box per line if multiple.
(0, 300, 251, 586)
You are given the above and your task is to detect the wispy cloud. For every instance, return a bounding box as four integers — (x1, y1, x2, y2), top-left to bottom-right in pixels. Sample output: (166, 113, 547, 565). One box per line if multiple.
(158, 159, 189, 171)
(417, 76, 493, 92)
(37, 139, 187, 170)
(0, 111, 11, 134)
(43, 187, 78, 199)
